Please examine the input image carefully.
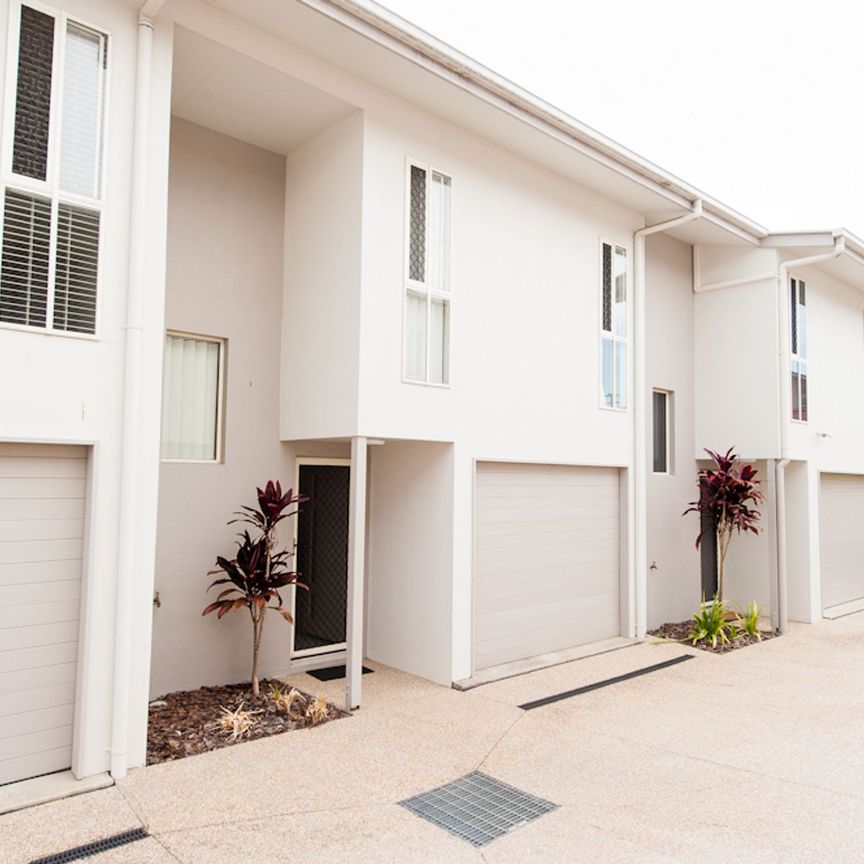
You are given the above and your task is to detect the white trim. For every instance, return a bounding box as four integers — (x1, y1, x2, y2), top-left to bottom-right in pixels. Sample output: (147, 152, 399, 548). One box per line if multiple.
(290, 457, 351, 660)
(402, 157, 452, 387)
(160, 330, 226, 464)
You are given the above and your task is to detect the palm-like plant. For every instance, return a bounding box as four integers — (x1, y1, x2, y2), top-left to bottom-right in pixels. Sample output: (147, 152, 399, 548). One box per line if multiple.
(203, 481, 307, 695)
(684, 448, 764, 603)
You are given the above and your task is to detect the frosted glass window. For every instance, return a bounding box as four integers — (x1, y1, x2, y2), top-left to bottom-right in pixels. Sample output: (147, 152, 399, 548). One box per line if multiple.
(601, 337, 614, 408)
(59, 23, 106, 198)
(430, 298, 449, 384)
(405, 293, 427, 382)
(161, 334, 223, 461)
(613, 246, 627, 337)
(405, 162, 451, 384)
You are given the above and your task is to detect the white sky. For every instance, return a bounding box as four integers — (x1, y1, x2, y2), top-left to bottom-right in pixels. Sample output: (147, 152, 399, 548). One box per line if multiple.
(379, 0, 864, 235)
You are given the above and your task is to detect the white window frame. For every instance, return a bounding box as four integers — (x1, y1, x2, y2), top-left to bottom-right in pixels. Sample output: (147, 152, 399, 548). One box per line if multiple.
(599, 238, 628, 411)
(652, 388, 673, 475)
(0, 0, 110, 339)
(160, 330, 226, 465)
(790, 277, 808, 424)
(402, 158, 452, 387)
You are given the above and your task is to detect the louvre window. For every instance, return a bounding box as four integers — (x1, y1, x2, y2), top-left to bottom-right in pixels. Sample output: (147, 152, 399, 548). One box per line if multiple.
(404, 161, 451, 385)
(0, 5, 107, 335)
(600, 242, 628, 409)
(161, 334, 224, 462)
(790, 278, 808, 422)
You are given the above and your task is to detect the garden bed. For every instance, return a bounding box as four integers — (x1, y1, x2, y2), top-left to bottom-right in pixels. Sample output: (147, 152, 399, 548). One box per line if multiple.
(147, 680, 345, 764)
(649, 621, 778, 654)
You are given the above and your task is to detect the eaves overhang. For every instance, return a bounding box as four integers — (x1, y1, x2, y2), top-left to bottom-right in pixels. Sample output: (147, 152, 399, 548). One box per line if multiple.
(287, 0, 768, 244)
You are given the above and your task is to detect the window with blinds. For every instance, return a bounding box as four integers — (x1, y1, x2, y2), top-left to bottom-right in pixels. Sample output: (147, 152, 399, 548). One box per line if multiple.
(404, 160, 451, 385)
(600, 241, 628, 409)
(161, 334, 225, 462)
(0, 4, 107, 336)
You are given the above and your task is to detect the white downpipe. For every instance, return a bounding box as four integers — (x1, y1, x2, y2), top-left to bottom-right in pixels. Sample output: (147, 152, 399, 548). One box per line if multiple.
(632, 200, 703, 637)
(773, 235, 845, 635)
(110, 2, 165, 781)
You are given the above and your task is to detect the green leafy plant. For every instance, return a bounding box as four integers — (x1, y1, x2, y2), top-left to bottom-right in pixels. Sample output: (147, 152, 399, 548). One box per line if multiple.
(736, 602, 763, 640)
(691, 598, 733, 649)
(684, 448, 765, 602)
(203, 481, 307, 696)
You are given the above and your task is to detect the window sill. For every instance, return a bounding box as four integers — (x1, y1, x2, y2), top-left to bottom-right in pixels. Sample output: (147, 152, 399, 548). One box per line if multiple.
(401, 377, 451, 390)
(0, 320, 98, 341)
(161, 458, 223, 465)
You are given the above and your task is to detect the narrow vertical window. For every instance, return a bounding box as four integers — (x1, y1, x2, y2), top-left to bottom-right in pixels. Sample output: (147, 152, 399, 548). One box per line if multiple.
(161, 333, 224, 462)
(600, 242, 628, 408)
(0, 5, 107, 335)
(404, 161, 451, 385)
(652, 389, 672, 474)
(790, 278, 808, 421)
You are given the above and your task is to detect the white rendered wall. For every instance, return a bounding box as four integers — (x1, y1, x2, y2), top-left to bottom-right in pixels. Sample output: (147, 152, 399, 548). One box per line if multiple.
(694, 247, 781, 461)
(0, 0, 171, 777)
(781, 262, 864, 622)
(721, 460, 773, 614)
(785, 262, 864, 468)
(152, 120, 297, 696)
(644, 234, 699, 626)
(365, 440, 454, 685)
(280, 112, 363, 442)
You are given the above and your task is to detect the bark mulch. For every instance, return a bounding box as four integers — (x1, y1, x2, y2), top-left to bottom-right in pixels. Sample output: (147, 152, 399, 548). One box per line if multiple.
(147, 680, 346, 765)
(649, 620, 778, 654)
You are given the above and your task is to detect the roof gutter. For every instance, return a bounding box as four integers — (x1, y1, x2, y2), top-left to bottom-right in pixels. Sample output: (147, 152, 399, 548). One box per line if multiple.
(773, 234, 845, 636)
(296, 0, 765, 243)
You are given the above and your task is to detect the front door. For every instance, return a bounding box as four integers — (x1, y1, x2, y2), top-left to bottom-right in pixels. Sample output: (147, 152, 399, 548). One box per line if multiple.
(292, 462, 350, 656)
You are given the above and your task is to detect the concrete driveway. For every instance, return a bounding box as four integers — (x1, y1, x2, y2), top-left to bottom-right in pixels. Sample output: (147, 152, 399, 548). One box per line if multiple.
(4, 613, 864, 863)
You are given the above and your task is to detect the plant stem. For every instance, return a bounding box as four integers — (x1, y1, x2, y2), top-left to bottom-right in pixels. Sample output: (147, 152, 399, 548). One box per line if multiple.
(251, 607, 264, 697)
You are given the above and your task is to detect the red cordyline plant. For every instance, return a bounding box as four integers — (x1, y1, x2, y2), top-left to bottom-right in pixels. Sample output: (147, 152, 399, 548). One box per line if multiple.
(203, 481, 307, 696)
(684, 448, 764, 603)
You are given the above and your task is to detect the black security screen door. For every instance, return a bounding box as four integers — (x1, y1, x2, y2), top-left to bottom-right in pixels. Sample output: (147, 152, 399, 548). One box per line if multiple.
(293, 464, 350, 653)
(700, 510, 719, 600)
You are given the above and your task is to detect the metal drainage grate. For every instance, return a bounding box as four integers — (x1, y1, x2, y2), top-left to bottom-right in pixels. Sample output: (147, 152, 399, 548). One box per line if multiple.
(30, 828, 149, 864)
(399, 771, 557, 847)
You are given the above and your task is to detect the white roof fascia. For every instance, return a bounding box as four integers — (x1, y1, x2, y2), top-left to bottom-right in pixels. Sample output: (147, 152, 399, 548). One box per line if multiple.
(296, 0, 768, 244)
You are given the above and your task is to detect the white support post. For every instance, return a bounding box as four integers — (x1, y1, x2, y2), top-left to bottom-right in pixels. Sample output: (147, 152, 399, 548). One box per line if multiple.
(346, 436, 368, 711)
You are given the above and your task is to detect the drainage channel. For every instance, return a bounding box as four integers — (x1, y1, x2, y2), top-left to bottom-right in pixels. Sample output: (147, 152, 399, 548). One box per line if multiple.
(518, 654, 694, 711)
(30, 828, 149, 864)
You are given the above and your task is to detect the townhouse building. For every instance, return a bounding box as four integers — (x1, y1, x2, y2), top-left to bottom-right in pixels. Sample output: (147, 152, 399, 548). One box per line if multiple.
(1, 0, 863, 789)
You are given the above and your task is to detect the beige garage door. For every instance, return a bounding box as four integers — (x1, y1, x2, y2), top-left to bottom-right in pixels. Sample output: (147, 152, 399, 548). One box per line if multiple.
(0, 444, 86, 786)
(820, 473, 864, 613)
(474, 462, 621, 671)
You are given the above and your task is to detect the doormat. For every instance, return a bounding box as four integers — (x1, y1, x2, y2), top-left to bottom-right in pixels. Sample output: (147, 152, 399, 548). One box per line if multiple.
(518, 654, 694, 710)
(306, 665, 374, 682)
(30, 828, 149, 864)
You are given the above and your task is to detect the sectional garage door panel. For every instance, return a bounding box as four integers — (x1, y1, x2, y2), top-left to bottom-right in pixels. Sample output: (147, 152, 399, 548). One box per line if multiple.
(820, 474, 864, 612)
(474, 463, 621, 671)
(0, 445, 86, 786)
